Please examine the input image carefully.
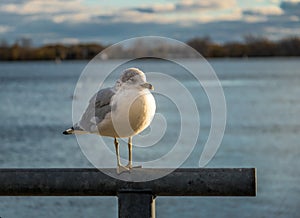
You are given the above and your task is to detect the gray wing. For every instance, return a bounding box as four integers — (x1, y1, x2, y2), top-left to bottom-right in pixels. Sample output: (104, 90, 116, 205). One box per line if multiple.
(77, 87, 115, 132)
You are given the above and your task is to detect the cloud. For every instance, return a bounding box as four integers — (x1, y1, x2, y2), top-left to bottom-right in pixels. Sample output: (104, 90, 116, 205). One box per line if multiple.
(0, 25, 14, 34)
(0, 0, 84, 14)
(131, 0, 236, 14)
(132, 3, 175, 14)
(0, 0, 299, 45)
(280, 0, 300, 16)
(133, 8, 156, 14)
(0, 0, 106, 24)
(52, 13, 92, 23)
(175, 0, 236, 11)
(243, 6, 283, 16)
(0, 0, 26, 3)
(103, 0, 239, 24)
(242, 5, 284, 23)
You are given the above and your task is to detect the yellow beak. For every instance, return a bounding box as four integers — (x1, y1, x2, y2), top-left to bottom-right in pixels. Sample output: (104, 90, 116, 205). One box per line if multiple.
(141, 82, 154, 90)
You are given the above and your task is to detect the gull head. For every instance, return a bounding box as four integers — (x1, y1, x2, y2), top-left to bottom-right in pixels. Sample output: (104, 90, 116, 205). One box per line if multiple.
(115, 68, 154, 91)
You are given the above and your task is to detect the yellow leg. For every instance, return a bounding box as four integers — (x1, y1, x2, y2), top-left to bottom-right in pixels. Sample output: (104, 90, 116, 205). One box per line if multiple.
(114, 137, 129, 174)
(125, 137, 142, 169)
(114, 137, 121, 167)
(126, 137, 133, 169)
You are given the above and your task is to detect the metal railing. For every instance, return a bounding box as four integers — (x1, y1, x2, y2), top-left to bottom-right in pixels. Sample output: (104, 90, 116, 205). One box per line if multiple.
(0, 168, 256, 218)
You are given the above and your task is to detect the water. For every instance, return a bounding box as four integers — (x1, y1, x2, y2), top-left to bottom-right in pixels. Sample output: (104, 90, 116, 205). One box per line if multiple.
(0, 58, 299, 217)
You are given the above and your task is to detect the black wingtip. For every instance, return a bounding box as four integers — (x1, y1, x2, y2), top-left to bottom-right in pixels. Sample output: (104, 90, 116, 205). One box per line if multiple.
(63, 127, 74, 135)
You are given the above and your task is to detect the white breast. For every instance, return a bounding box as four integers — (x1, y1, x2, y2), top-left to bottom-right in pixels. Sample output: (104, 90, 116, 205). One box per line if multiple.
(110, 88, 156, 138)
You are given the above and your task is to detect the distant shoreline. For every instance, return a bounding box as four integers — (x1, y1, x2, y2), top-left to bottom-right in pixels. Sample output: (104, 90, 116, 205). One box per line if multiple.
(1, 56, 300, 62)
(0, 56, 300, 64)
(0, 36, 299, 61)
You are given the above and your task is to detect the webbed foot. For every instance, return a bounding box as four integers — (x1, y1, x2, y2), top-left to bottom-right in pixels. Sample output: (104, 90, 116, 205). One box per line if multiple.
(116, 165, 130, 174)
(125, 164, 142, 170)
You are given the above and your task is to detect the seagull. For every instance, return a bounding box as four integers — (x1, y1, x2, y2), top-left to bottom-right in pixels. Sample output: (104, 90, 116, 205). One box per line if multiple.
(63, 68, 156, 173)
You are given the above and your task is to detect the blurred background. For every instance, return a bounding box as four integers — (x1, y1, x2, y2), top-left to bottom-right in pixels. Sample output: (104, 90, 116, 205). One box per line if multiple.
(0, 0, 300, 217)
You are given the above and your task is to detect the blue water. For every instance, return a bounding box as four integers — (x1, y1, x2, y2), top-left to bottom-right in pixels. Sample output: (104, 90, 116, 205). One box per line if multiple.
(0, 58, 300, 217)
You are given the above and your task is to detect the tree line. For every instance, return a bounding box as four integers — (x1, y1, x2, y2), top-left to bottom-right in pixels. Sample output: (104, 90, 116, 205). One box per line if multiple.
(0, 38, 105, 61)
(187, 36, 300, 57)
(0, 36, 300, 61)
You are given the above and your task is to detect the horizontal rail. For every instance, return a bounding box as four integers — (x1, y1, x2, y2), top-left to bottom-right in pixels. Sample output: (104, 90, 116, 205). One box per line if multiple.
(0, 168, 256, 196)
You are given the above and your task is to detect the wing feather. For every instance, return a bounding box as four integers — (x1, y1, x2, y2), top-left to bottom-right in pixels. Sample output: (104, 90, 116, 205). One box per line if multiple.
(78, 87, 115, 132)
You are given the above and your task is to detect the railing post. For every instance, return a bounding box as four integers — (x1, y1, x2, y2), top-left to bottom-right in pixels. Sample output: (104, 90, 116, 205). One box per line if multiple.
(118, 191, 156, 218)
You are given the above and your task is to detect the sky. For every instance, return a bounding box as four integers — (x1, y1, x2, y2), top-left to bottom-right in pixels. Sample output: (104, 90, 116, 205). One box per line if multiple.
(0, 0, 299, 45)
